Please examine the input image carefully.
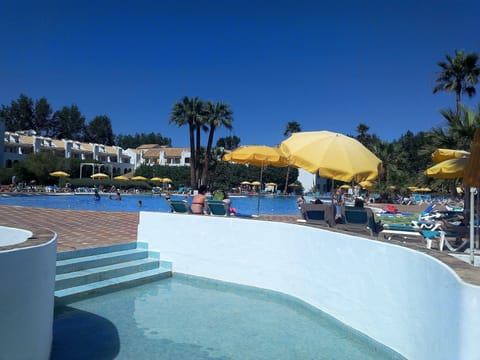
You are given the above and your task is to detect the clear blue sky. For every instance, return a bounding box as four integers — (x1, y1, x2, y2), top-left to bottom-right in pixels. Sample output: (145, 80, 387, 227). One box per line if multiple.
(1, 0, 479, 147)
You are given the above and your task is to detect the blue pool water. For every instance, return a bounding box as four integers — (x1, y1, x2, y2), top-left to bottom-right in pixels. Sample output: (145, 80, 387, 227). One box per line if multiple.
(0, 193, 300, 215)
(52, 275, 405, 360)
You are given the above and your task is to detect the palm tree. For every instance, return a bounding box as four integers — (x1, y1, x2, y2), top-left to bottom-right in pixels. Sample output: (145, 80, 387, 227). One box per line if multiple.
(426, 105, 480, 196)
(201, 101, 234, 186)
(169, 96, 204, 188)
(433, 50, 480, 115)
(428, 105, 480, 151)
(356, 123, 370, 145)
(283, 121, 302, 194)
(283, 121, 302, 137)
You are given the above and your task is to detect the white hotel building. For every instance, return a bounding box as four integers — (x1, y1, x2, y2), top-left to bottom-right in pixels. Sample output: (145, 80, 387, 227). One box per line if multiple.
(1, 129, 191, 175)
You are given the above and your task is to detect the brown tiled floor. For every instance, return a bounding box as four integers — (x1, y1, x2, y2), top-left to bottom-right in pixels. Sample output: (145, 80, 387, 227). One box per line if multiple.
(0, 205, 138, 252)
(1, 204, 479, 286)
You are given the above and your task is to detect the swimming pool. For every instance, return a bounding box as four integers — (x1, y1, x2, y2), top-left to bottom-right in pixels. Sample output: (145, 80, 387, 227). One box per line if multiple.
(0, 193, 300, 215)
(51, 275, 405, 360)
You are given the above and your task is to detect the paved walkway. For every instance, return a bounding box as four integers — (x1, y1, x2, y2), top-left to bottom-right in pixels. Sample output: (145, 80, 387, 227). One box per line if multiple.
(0, 205, 138, 252)
(1, 205, 479, 285)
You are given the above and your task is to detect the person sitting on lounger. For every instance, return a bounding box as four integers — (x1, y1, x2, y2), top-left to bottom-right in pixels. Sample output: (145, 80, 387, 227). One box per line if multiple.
(191, 185, 208, 214)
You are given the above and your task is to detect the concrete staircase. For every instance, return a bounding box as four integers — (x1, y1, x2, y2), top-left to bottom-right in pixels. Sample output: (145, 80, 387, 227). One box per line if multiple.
(55, 242, 171, 305)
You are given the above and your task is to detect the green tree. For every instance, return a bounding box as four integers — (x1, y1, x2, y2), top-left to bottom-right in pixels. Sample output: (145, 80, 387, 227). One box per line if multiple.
(51, 105, 86, 140)
(433, 50, 480, 114)
(33, 98, 53, 135)
(115, 133, 171, 148)
(428, 105, 480, 151)
(283, 121, 302, 137)
(86, 115, 115, 145)
(12, 152, 64, 185)
(200, 101, 234, 186)
(282, 121, 302, 194)
(169, 96, 204, 188)
(355, 123, 370, 145)
(216, 135, 240, 150)
(1, 94, 34, 131)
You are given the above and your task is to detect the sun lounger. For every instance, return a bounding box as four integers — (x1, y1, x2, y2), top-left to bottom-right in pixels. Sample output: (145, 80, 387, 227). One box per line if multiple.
(380, 223, 424, 240)
(206, 200, 230, 216)
(336, 206, 378, 237)
(422, 221, 473, 252)
(299, 203, 334, 227)
(169, 200, 191, 214)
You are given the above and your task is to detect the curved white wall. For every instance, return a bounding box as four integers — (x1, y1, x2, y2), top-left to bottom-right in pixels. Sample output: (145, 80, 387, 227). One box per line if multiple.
(0, 226, 32, 246)
(138, 212, 480, 360)
(0, 229, 57, 360)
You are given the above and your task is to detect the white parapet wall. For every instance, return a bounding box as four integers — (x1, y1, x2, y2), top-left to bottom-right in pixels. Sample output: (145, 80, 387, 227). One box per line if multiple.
(0, 227, 57, 360)
(138, 212, 480, 360)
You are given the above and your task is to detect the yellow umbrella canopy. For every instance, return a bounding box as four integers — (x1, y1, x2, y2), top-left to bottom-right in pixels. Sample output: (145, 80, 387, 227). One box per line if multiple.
(91, 173, 109, 179)
(150, 177, 164, 182)
(265, 182, 277, 186)
(431, 148, 470, 163)
(241, 181, 251, 185)
(340, 184, 351, 189)
(162, 178, 173, 183)
(280, 131, 382, 182)
(114, 175, 130, 181)
(464, 128, 480, 187)
(407, 186, 418, 191)
(359, 180, 374, 189)
(425, 157, 469, 179)
(416, 187, 432, 192)
(462, 128, 480, 264)
(49, 171, 70, 177)
(131, 176, 147, 181)
(223, 145, 288, 215)
(222, 145, 289, 167)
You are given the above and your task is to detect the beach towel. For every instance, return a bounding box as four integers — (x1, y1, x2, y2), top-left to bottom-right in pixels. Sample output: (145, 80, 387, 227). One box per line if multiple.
(383, 204, 397, 214)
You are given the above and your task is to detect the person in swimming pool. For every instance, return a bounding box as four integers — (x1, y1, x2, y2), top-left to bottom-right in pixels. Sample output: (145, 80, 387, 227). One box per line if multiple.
(191, 185, 208, 214)
(94, 187, 101, 201)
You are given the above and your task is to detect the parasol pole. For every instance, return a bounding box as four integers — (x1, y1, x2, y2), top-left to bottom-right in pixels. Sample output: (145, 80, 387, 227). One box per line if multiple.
(470, 187, 477, 264)
(257, 162, 264, 215)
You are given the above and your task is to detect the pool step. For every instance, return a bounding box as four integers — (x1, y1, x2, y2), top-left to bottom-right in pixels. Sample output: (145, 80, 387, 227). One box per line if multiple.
(55, 242, 172, 305)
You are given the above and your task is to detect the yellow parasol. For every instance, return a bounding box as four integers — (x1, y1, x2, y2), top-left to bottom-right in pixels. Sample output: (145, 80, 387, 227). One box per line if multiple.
(131, 176, 147, 181)
(425, 158, 469, 179)
(162, 178, 173, 183)
(463, 128, 480, 264)
(251, 181, 262, 186)
(223, 145, 288, 214)
(222, 145, 289, 167)
(280, 131, 382, 182)
(150, 177, 164, 182)
(114, 175, 130, 181)
(49, 171, 70, 178)
(91, 173, 109, 179)
(359, 180, 374, 189)
(416, 187, 432, 192)
(431, 148, 470, 163)
(49, 171, 70, 186)
(241, 181, 252, 185)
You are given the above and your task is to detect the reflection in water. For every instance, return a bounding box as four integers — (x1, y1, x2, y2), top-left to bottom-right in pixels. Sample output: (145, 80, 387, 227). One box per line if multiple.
(51, 306, 120, 360)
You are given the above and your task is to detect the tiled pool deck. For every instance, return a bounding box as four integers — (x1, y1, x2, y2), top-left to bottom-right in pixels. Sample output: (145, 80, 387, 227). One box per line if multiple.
(1, 204, 479, 286)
